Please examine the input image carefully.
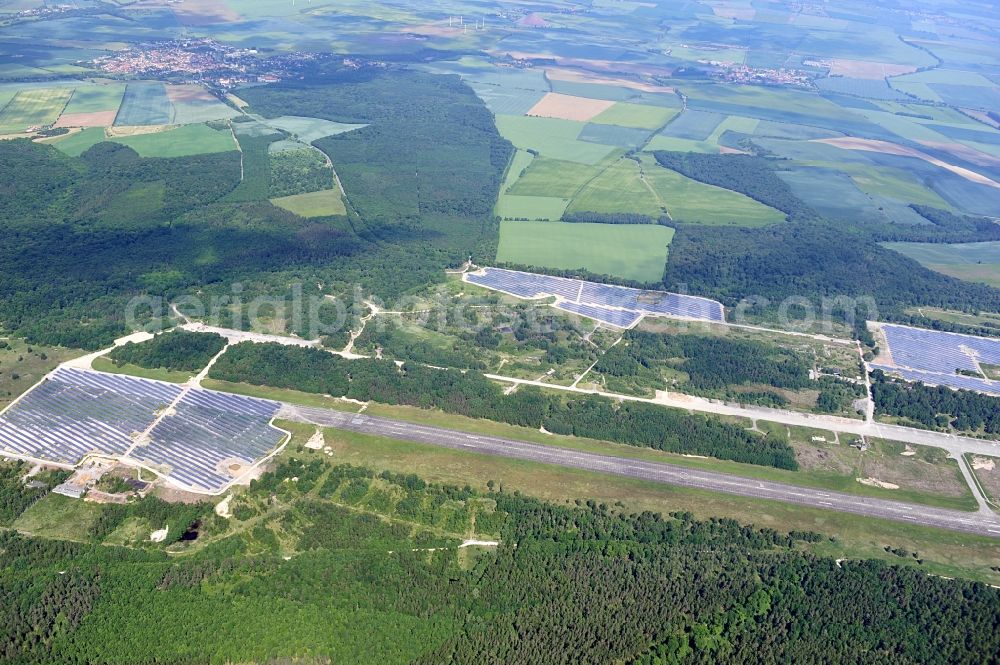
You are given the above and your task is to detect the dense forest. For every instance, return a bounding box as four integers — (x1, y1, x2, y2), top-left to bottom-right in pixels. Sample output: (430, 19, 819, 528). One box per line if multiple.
(0, 64, 512, 349)
(107, 330, 226, 373)
(239, 66, 512, 279)
(1, 459, 997, 664)
(664, 222, 1000, 323)
(209, 342, 798, 469)
(871, 370, 1000, 434)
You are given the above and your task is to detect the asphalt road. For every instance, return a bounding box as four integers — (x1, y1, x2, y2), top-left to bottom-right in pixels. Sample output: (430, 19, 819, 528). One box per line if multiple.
(278, 404, 1000, 538)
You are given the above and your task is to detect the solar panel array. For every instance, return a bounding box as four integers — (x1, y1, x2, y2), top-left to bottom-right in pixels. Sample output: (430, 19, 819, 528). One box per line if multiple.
(467, 267, 725, 327)
(876, 323, 1000, 395)
(555, 301, 643, 328)
(0, 368, 286, 494)
(870, 364, 999, 395)
(0, 368, 181, 465)
(135, 389, 283, 493)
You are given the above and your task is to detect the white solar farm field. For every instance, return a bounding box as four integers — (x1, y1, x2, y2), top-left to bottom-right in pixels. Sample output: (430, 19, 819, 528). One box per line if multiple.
(872, 323, 1000, 395)
(465, 267, 725, 328)
(0, 368, 287, 493)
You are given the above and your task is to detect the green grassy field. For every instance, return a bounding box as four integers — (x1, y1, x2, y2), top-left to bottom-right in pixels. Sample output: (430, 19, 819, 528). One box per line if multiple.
(497, 221, 673, 282)
(495, 115, 616, 164)
(207, 376, 971, 512)
(0, 87, 71, 132)
(114, 81, 171, 126)
(91, 356, 191, 383)
(645, 114, 759, 153)
(52, 123, 237, 158)
(495, 194, 569, 221)
(271, 188, 347, 217)
(882, 241, 1000, 287)
(13, 493, 103, 542)
(0, 337, 83, 410)
(591, 102, 678, 130)
(565, 158, 667, 218)
(62, 83, 126, 114)
(262, 115, 367, 143)
(301, 423, 1000, 584)
(500, 148, 534, 191)
(641, 155, 785, 226)
(507, 156, 602, 198)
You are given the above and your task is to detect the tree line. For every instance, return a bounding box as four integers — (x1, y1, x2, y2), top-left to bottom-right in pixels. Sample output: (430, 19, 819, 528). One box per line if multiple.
(871, 370, 1000, 434)
(209, 342, 798, 469)
(108, 331, 226, 373)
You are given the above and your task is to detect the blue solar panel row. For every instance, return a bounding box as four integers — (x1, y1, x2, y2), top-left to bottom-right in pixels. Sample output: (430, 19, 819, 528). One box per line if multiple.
(879, 323, 1000, 375)
(134, 388, 284, 493)
(0, 368, 182, 465)
(0, 368, 287, 494)
(555, 301, 642, 328)
(466, 267, 725, 325)
(871, 364, 999, 395)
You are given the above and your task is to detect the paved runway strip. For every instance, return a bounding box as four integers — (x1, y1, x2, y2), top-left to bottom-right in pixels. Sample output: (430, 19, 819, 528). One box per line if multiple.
(279, 404, 1000, 538)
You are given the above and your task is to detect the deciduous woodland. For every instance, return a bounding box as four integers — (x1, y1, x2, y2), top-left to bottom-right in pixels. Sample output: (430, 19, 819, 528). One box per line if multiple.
(1, 460, 996, 664)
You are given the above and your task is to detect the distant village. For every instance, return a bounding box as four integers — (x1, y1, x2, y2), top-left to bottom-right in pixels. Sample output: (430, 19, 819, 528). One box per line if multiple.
(90, 39, 335, 90)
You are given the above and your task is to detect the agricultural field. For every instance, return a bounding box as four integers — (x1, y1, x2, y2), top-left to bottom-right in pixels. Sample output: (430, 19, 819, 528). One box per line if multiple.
(882, 241, 1000, 288)
(588, 101, 678, 130)
(564, 157, 667, 218)
(494, 115, 616, 165)
(114, 81, 172, 126)
(640, 155, 785, 226)
(270, 189, 346, 218)
(496, 221, 673, 283)
(0, 87, 71, 133)
(50, 122, 237, 158)
(646, 112, 759, 153)
(54, 82, 125, 127)
(526, 92, 615, 122)
(495, 194, 569, 221)
(165, 83, 239, 124)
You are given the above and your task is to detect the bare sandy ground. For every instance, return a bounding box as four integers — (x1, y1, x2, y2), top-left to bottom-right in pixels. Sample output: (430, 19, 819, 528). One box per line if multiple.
(526, 92, 615, 122)
(165, 83, 217, 104)
(545, 67, 675, 93)
(917, 140, 1000, 168)
(858, 477, 900, 490)
(55, 110, 117, 128)
(827, 59, 917, 79)
(710, 2, 756, 20)
(814, 137, 1000, 189)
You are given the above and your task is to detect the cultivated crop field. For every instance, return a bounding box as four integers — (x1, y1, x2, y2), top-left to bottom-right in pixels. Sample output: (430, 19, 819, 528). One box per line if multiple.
(114, 81, 172, 126)
(0, 87, 71, 132)
(495, 115, 615, 165)
(166, 83, 239, 124)
(496, 221, 673, 283)
(51, 123, 237, 158)
(640, 156, 784, 226)
(881, 241, 1000, 288)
